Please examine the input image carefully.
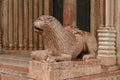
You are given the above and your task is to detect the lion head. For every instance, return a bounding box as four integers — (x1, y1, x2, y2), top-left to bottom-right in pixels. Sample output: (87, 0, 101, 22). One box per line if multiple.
(34, 15, 55, 30)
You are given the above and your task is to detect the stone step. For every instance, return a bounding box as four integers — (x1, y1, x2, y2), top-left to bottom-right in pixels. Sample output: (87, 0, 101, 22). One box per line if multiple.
(0, 53, 33, 80)
(0, 72, 34, 80)
(0, 53, 30, 69)
(70, 70, 120, 80)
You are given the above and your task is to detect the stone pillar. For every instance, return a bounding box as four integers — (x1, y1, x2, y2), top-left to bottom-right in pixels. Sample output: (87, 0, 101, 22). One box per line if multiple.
(105, 0, 111, 27)
(63, 0, 77, 27)
(115, 0, 120, 65)
(99, 0, 105, 27)
(97, 0, 118, 68)
(97, 27, 117, 66)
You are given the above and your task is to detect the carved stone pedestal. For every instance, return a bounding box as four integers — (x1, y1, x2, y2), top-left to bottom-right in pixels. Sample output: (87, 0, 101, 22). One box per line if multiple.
(29, 59, 101, 80)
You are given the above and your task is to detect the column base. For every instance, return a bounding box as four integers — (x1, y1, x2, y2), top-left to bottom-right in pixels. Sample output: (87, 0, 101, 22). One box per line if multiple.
(97, 54, 116, 66)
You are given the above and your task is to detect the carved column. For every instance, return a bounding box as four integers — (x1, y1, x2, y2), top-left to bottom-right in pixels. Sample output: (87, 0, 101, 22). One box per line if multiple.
(110, 0, 114, 27)
(97, 0, 117, 67)
(90, 0, 100, 35)
(97, 27, 117, 66)
(63, 0, 77, 27)
(2, 0, 9, 49)
(100, 0, 105, 27)
(29, 0, 33, 50)
(34, 0, 39, 50)
(24, 0, 29, 50)
(13, 0, 19, 50)
(19, 0, 24, 50)
(44, 0, 52, 15)
(105, 0, 111, 27)
(8, 0, 13, 49)
(39, 0, 44, 49)
(115, 0, 120, 65)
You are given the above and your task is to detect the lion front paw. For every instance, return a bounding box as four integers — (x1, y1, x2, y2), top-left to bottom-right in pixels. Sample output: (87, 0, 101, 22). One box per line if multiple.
(82, 54, 95, 61)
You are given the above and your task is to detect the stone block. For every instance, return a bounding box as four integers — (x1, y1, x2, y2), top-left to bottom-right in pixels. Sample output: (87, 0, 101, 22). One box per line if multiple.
(29, 59, 101, 80)
(97, 54, 116, 66)
(0, 74, 28, 80)
(101, 65, 120, 72)
(69, 70, 120, 80)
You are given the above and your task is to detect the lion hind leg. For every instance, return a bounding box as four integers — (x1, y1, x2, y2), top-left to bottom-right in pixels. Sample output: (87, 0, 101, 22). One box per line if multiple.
(83, 33, 97, 61)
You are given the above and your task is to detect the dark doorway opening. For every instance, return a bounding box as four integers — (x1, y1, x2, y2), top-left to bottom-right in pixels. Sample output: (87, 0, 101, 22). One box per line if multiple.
(53, 0, 90, 32)
(77, 0, 90, 32)
(53, 0, 63, 24)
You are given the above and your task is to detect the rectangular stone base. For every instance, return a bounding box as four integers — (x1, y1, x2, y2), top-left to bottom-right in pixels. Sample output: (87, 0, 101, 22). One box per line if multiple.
(29, 59, 101, 80)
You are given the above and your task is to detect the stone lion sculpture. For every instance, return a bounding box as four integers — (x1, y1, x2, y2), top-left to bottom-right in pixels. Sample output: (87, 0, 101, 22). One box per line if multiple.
(31, 15, 97, 62)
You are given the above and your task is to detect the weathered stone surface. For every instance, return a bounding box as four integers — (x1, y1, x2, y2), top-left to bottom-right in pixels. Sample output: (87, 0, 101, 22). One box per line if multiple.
(68, 70, 120, 80)
(98, 50, 116, 54)
(29, 59, 101, 80)
(0, 54, 31, 80)
(97, 29, 117, 33)
(97, 54, 116, 66)
(98, 42, 115, 46)
(117, 52, 120, 65)
(98, 33, 116, 37)
(0, 74, 28, 80)
(101, 65, 120, 72)
(97, 27, 117, 66)
(98, 37, 116, 41)
(98, 46, 115, 50)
